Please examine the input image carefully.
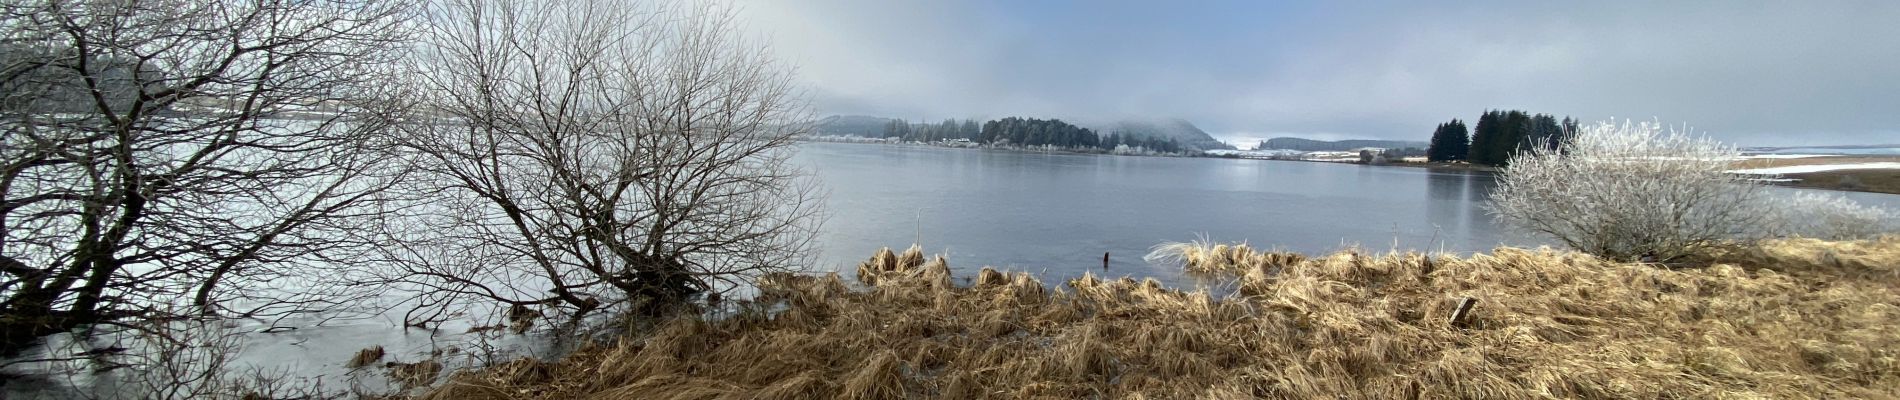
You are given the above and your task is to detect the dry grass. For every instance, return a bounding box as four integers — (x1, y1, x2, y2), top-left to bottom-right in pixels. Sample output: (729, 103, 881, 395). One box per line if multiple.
(1730, 155, 1900, 170)
(347, 345, 386, 369)
(1777, 170, 1900, 195)
(388, 359, 443, 389)
(1731, 155, 1900, 194)
(1146, 238, 1307, 275)
(421, 237, 1900, 399)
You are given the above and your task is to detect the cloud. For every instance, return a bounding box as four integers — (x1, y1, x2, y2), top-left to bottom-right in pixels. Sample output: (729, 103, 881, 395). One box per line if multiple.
(734, 1, 1900, 146)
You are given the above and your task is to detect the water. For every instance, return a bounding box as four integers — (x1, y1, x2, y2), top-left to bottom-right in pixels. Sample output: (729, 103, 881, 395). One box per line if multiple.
(10, 141, 1897, 398)
(797, 142, 1900, 286)
(797, 142, 1526, 287)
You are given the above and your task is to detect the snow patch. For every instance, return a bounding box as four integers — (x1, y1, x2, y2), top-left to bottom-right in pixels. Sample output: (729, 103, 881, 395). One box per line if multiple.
(1742, 154, 1837, 159)
(1729, 162, 1900, 175)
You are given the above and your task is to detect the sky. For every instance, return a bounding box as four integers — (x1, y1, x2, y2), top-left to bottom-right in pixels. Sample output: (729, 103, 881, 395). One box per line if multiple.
(732, 1, 1900, 147)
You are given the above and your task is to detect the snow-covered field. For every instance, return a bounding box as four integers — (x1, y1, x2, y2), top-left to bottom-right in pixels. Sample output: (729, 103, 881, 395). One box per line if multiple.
(1205, 149, 1377, 164)
(1745, 147, 1900, 156)
(1729, 162, 1900, 175)
(1205, 149, 1305, 158)
(1741, 154, 1837, 159)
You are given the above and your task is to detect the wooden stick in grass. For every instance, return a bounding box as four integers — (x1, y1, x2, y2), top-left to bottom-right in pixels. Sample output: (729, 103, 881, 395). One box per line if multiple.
(1449, 297, 1479, 328)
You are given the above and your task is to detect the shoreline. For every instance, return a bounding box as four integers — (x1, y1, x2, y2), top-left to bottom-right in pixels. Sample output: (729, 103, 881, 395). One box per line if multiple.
(1767, 170, 1900, 195)
(795, 137, 1199, 159)
(419, 238, 1900, 399)
(1234, 156, 1900, 196)
(801, 139, 1900, 196)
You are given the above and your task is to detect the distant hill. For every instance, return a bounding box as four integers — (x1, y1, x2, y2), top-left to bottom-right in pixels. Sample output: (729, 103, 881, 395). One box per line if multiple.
(1081, 118, 1234, 151)
(810, 115, 1236, 151)
(1258, 137, 1427, 152)
(810, 115, 896, 137)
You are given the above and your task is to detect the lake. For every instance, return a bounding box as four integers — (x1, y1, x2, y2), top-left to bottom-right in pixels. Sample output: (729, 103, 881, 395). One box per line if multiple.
(795, 142, 1900, 287)
(798, 142, 1518, 287)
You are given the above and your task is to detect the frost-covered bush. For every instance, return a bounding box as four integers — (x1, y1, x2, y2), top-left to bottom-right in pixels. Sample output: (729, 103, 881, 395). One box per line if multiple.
(1772, 192, 1898, 240)
(1489, 120, 1896, 262)
(1488, 120, 1778, 262)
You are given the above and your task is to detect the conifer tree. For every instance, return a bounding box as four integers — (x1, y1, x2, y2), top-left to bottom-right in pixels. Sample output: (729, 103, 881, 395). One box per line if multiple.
(1428, 119, 1470, 162)
(1469, 110, 1500, 165)
(1448, 119, 1470, 160)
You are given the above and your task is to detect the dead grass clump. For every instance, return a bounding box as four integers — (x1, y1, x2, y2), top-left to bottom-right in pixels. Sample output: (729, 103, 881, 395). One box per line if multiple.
(895, 245, 925, 271)
(936, 371, 975, 400)
(757, 271, 817, 297)
(839, 350, 907, 400)
(919, 255, 953, 291)
(1702, 236, 1900, 278)
(420, 236, 1900, 399)
(753, 370, 834, 400)
(852, 247, 894, 286)
(589, 374, 749, 400)
(759, 271, 848, 309)
(346, 345, 385, 369)
(1003, 272, 1045, 304)
(1146, 237, 1308, 275)
(973, 267, 1008, 287)
(1049, 327, 1117, 380)
(418, 374, 511, 400)
(855, 245, 948, 288)
(419, 359, 552, 400)
(387, 359, 442, 388)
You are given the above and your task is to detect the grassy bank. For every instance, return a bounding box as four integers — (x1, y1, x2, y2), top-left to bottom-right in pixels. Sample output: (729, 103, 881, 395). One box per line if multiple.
(420, 239, 1900, 399)
(1291, 157, 1900, 196)
(1733, 156, 1900, 195)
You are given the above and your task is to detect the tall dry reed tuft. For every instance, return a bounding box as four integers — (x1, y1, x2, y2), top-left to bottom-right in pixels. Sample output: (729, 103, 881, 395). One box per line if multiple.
(420, 236, 1900, 399)
(974, 267, 1008, 287)
(1146, 237, 1307, 275)
(345, 345, 385, 369)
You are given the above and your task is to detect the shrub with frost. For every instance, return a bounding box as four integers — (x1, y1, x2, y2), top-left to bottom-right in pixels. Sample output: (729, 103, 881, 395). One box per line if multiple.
(1490, 120, 1896, 262)
(1772, 192, 1897, 240)
(1488, 120, 1778, 261)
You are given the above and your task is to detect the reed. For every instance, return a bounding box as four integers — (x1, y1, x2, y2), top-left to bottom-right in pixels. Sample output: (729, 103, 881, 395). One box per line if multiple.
(1146, 237, 1307, 275)
(345, 345, 385, 369)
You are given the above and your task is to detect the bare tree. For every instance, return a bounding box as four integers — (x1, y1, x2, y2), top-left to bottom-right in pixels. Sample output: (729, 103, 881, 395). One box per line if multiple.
(0, 0, 412, 352)
(1489, 120, 1780, 262)
(388, 0, 820, 323)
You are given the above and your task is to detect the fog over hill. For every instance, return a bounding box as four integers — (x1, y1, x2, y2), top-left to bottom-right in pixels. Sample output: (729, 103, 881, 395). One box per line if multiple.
(808, 115, 896, 137)
(1078, 119, 1235, 151)
(1257, 137, 1428, 152)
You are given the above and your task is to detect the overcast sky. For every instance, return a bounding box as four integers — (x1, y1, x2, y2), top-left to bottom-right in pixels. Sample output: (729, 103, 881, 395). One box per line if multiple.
(733, 1, 1899, 147)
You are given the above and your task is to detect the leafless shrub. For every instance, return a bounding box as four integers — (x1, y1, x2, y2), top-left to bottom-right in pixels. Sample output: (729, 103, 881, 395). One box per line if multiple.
(1772, 192, 1897, 240)
(384, 0, 821, 324)
(1490, 120, 1895, 261)
(1487, 120, 1779, 261)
